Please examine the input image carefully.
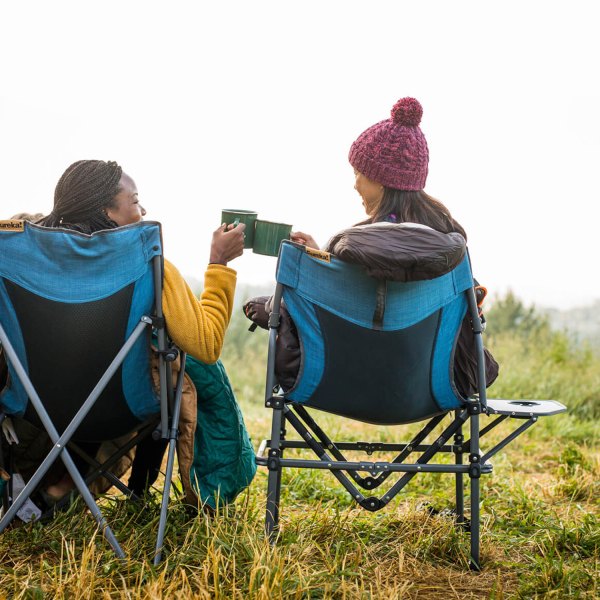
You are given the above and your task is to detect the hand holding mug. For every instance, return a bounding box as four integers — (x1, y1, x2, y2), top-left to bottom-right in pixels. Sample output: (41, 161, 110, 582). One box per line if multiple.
(210, 222, 246, 265)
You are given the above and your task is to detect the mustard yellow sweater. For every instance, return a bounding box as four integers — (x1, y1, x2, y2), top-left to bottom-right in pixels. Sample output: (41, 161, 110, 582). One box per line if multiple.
(162, 259, 236, 363)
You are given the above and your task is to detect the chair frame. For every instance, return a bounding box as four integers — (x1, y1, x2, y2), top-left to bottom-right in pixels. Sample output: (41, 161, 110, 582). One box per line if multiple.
(0, 235, 184, 564)
(256, 250, 566, 570)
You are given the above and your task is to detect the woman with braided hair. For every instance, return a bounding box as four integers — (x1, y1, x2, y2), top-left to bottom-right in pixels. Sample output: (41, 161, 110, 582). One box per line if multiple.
(40, 160, 134, 233)
(39, 159, 245, 361)
(31, 159, 256, 506)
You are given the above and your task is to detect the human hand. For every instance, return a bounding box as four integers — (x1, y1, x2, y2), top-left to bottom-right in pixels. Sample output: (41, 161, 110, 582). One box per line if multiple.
(209, 223, 246, 265)
(290, 231, 319, 249)
(242, 295, 270, 330)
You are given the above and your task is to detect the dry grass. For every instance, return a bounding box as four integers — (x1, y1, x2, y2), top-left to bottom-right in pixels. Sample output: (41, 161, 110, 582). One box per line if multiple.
(0, 410, 598, 599)
(1, 313, 598, 598)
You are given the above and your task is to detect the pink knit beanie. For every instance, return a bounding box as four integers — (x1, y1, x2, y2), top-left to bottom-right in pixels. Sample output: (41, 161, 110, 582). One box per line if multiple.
(348, 97, 429, 191)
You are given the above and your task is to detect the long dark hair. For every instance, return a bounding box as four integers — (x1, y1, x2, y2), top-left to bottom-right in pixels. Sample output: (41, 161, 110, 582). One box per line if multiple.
(39, 160, 123, 234)
(358, 188, 467, 240)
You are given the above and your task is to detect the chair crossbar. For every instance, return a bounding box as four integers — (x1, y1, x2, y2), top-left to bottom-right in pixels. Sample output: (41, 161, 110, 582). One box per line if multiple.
(79, 421, 158, 495)
(69, 421, 160, 501)
(476, 414, 509, 440)
(277, 440, 457, 454)
(480, 417, 538, 463)
(68, 442, 137, 499)
(266, 457, 484, 476)
(453, 413, 540, 463)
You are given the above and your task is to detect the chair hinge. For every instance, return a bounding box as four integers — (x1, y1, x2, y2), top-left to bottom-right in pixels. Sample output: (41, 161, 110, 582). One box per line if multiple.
(267, 449, 280, 471)
(357, 442, 383, 455)
(467, 402, 482, 416)
(265, 397, 284, 409)
(156, 347, 179, 362)
(468, 453, 481, 478)
(453, 432, 465, 455)
(151, 315, 166, 329)
(360, 496, 384, 511)
(361, 476, 378, 489)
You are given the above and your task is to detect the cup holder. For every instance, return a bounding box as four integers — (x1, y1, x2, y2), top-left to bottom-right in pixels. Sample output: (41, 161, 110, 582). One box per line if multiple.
(508, 401, 540, 407)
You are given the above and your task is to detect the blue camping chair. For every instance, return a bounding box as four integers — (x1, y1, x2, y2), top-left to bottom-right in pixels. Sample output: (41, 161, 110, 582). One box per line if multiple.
(256, 240, 566, 570)
(0, 220, 184, 563)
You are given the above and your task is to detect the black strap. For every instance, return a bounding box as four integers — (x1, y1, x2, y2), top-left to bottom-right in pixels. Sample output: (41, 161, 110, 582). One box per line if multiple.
(372, 280, 387, 330)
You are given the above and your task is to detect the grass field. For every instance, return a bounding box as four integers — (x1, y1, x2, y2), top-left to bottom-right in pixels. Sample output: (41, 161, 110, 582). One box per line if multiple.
(0, 308, 598, 599)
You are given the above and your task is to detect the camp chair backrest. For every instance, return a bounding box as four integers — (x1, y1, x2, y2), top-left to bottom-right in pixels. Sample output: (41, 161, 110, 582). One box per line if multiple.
(0, 221, 163, 440)
(275, 241, 475, 424)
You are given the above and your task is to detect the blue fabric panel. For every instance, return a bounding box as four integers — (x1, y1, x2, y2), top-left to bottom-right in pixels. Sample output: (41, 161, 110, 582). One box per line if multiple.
(276, 243, 382, 328)
(431, 296, 468, 410)
(0, 279, 28, 415)
(123, 267, 160, 419)
(276, 242, 473, 331)
(0, 221, 162, 303)
(0, 221, 163, 419)
(281, 290, 324, 403)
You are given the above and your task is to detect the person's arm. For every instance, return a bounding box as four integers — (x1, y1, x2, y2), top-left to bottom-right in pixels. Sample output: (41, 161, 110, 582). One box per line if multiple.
(162, 259, 236, 363)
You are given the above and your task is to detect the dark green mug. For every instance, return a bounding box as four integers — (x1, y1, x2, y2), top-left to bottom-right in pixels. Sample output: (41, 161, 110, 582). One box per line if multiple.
(221, 209, 258, 249)
(253, 219, 293, 256)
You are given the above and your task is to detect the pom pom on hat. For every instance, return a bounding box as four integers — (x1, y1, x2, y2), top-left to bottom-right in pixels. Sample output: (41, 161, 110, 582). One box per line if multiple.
(348, 96, 429, 190)
(391, 97, 423, 126)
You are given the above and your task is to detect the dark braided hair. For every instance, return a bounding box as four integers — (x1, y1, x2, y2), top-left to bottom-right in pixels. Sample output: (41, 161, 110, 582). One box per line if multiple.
(39, 160, 123, 234)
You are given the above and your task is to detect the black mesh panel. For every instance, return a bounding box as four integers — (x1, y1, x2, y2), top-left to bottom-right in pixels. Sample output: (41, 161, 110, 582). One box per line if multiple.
(305, 306, 444, 425)
(5, 278, 141, 441)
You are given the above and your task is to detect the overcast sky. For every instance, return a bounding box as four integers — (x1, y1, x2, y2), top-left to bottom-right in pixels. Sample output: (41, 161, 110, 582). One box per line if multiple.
(1, 1, 598, 309)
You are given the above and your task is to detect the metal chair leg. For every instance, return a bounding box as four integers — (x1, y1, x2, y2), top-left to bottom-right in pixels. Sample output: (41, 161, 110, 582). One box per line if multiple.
(454, 415, 465, 525)
(469, 476, 481, 571)
(153, 354, 185, 565)
(265, 405, 285, 543)
(469, 407, 481, 571)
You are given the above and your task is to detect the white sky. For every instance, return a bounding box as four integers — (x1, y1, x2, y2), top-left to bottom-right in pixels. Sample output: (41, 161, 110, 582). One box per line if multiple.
(1, 1, 598, 309)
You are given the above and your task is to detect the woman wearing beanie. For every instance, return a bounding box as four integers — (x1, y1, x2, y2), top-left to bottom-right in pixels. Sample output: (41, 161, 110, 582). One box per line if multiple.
(291, 97, 466, 247)
(245, 97, 498, 398)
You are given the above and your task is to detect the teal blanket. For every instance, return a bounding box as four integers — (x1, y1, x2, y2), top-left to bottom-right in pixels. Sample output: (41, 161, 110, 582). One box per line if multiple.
(185, 357, 256, 509)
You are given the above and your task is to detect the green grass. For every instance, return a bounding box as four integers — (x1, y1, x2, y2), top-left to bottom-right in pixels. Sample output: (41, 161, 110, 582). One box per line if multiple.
(0, 310, 598, 598)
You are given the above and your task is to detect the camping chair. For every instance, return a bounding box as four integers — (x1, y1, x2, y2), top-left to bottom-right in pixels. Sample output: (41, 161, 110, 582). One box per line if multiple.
(256, 240, 566, 570)
(0, 219, 184, 563)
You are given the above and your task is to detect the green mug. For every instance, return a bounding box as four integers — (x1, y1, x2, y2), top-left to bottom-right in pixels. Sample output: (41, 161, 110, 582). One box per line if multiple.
(221, 209, 258, 249)
(253, 219, 293, 256)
